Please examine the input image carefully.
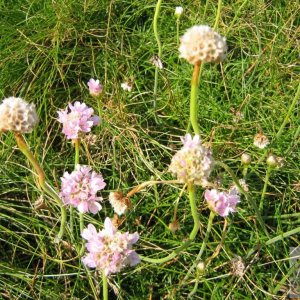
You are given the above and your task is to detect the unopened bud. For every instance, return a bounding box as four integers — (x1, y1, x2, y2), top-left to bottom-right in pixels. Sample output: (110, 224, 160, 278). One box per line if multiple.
(241, 153, 251, 165)
(197, 261, 206, 274)
(266, 155, 278, 168)
(169, 220, 180, 233)
(175, 6, 183, 17)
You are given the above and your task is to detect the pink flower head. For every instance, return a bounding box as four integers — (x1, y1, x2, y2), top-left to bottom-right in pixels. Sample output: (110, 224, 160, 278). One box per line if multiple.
(59, 165, 106, 214)
(57, 101, 100, 139)
(87, 78, 103, 97)
(81, 218, 140, 275)
(169, 134, 214, 187)
(204, 189, 240, 217)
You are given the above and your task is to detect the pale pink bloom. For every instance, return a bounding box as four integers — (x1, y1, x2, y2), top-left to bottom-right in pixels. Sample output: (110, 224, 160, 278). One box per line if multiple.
(57, 101, 100, 139)
(121, 82, 133, 92)
(59, 165, 106, 214)
(169, 134, 214, 187)
(87, 78, 103, 97)
(204, 189, 240, 217)
(82, 218, 140, 275)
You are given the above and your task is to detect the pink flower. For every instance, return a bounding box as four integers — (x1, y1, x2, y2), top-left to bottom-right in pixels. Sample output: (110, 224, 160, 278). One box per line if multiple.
(57, 101, 100, 139)
(169, 134, 214, 187)
(81, 218, 140, 275)
(204, 189, 240, 217)
(87, 78, 103, 97)
(59, 165, 106, 214)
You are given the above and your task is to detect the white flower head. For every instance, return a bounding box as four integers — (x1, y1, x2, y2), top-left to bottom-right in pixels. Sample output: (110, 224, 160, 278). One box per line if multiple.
(109, 191, 131, 216)
(175, 6, 183, 17)
(121, 82, 133, 92)
(253, 133, 269, 149)
(150, 55, 163, 69)
(0, 97, 38, 133)
(179, 25, 227, 64)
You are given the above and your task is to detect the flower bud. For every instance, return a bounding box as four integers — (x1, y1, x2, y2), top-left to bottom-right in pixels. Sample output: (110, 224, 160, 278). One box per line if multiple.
(175, 6, 183, 17)
(197, 261, 206, 274)
(266, 154, 278, 168)
(241, 153, 251, 165)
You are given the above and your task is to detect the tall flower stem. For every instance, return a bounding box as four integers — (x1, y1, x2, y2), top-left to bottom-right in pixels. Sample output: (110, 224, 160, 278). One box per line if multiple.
(153, 0, 163, 121)
(187, 211, 215, 298)
(259, 165, 272, 212)
(102, 270, 108, 300)
(176, 17, 180, 46)
(15, 133, 66, 240)
(213, 0, 222, 30)
(74, 138, 85, 255)
(190, 62, 202, 135)
(141, 184, 200, 264)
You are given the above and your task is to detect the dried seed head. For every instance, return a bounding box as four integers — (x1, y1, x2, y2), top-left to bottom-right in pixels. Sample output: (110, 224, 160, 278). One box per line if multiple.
(109, 191, 131, 216)
(168, 220, 180, 233)
(253, 133, 269, 149)
(0, 97, 38, 133)
(230, 256, 245, 277)
(179, 25, 227, 64)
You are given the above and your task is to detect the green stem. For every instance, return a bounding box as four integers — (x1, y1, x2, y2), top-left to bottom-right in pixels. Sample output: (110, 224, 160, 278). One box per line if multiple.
(213, 0, 222, 30)
(176, 18, 180, 46)
(79, 212, 85, 255)
(153, 0, 163, 120)
(102, 270, 108, 300)
(190, 62, 202, 135)
(265, 226, 300, 245)
(259, 165, 272, 211)
(15, 133, 66, 240)
(216, 161, 270, 238)
(141, 184, 200, 264)
(276, 81, 300, 141)
(74, 138, 80, 166)
(185, 211, 215, 297)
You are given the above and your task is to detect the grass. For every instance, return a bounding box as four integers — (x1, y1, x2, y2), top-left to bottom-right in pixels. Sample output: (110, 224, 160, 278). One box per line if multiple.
(1, 0, 300, 299)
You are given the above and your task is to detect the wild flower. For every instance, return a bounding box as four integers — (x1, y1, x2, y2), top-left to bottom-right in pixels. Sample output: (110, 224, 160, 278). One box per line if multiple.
(175, 6, 183, 17)
(57, 101, 100, 139)
(253, 133, 269, 149)
(60, 165, 106, 214)
(0, 97, 38, 133)
(121, 82, 133, 92)
(179, 25, 227, 64)
(150, 55, 163, 69)
(204, 188, 240, 217)
(109, 191, 131, 216)
(169, 134, 213, 187)
(81, 218, 140, 275)
(87, 78, 103, 97)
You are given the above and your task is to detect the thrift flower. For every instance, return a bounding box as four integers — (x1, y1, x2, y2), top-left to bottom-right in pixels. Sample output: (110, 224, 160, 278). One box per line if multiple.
(175, 6, 183, 17)
(204, 188, 240, 217)
(150, 55, 163, 69)
(60, 165, 106, 214)
(0, 97, 38, 133)
(87, 78, 103, 97)
(121, 82, 133, 92)
(82, 218, 140, 275)
(230, 256, 245, 277)
(57, 101, 100, 139)
(169, 134, 213, 187)
(253, 133, 269, 149)
(109, 191, 131, 216)
(179, 25, 227, 64)
(241, 153, 251, 165)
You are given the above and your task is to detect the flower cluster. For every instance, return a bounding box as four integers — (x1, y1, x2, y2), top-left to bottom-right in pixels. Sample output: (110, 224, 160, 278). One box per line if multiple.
(60, 165, 106, 214)
(179, 25, 227, 64)
(169, 134, 214, 186)
(109, 191, 131, 216)
(82, 218, 140, 275)
(87, 78, 103, 97)
(204, 188, 240, 217)
(0, 97, 38, 133)
(57, 101, 100, 139)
